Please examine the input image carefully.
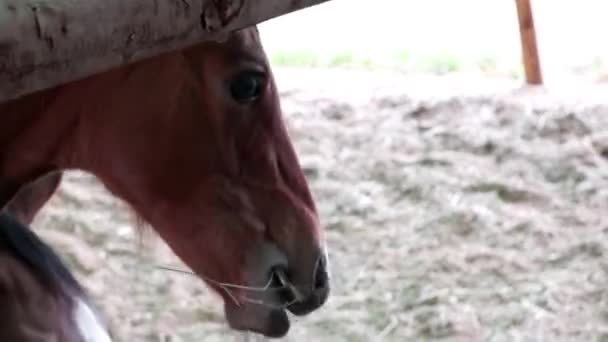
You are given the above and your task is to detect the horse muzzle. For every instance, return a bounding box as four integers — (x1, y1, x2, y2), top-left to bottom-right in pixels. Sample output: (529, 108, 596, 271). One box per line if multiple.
(277, 254, 330, 316)
(224, 242, 330, 338)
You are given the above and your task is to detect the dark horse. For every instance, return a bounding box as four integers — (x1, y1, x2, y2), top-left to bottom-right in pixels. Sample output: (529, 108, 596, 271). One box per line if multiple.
(0, 26, 329, 338)
(0, 211, 113, 342)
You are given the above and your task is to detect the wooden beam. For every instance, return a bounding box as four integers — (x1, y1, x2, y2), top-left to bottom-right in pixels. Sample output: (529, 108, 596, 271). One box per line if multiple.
(0, 0, 331, 102)
(515, 0, 543, 85)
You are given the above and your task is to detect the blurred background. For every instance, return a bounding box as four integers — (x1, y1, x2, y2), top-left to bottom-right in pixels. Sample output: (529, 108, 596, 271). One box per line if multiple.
(259, 0, 608, 83)
(31, 1, 608, 341)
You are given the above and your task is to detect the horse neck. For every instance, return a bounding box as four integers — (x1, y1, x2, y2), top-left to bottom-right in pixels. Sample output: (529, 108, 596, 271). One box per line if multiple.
(0, 88, 79, 208)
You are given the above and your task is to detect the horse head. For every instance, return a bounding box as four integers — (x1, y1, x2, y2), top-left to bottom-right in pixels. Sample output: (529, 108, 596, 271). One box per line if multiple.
(1, 26, 330, 338)
(70, 27, 328, 337)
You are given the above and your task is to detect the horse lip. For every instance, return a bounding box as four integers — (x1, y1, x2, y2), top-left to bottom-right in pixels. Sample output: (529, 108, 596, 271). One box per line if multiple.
(249, 309, 291, 338)
(224, 303, 291, 338)
(286, 286, 330, 316)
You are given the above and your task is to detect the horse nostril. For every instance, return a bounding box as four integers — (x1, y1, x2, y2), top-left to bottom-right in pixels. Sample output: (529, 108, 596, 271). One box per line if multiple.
(272, 267, 305, 302)
(313, 255, 329, 291)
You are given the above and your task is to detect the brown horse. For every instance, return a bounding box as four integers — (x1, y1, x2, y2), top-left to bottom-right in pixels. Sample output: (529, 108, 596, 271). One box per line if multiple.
(0, 26, 329, 338)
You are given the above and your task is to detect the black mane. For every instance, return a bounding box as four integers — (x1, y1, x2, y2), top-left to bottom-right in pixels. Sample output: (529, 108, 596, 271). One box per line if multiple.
(0, 212, 84, 296)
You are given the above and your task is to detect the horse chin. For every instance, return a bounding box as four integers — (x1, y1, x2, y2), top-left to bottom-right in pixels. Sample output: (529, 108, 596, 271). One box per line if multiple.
(221, 241, 292, 338)
(224, 301, 290, 338)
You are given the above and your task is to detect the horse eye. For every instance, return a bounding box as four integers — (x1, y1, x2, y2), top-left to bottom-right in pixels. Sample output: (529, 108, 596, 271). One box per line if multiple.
(229, 71, 266, 104)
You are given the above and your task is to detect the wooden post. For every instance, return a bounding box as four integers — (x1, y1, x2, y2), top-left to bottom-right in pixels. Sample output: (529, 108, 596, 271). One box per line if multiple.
(515, 0, 543, 85)
(0, 0, 332, 103)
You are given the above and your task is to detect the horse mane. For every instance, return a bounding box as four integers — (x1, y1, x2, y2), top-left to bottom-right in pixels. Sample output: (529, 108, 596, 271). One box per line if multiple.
(0, 212, 84, 297)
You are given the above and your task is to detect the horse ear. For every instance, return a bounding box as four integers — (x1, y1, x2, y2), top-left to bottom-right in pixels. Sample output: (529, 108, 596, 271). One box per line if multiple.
(4, 172, 62, 225)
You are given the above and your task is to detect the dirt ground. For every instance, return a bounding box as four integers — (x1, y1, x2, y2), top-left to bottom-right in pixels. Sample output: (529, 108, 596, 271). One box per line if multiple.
(30, 68, 608, 342)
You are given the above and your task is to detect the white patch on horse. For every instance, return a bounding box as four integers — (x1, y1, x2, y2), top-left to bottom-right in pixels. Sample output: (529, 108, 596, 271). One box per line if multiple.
(73, 298, 113, 342)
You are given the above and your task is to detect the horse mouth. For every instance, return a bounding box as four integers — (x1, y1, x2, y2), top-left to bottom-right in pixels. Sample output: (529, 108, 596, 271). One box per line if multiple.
(241, 268, 297, 338)
(224, 298, 291, 339)
(248, 307, 292, 338)
(223, 241, 330, 338)
(224, 267, 329, 338)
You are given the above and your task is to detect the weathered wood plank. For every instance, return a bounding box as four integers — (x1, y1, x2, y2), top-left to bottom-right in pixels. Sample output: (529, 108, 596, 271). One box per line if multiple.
(515, 0, 543, 85)
(0, 0, 330, 102)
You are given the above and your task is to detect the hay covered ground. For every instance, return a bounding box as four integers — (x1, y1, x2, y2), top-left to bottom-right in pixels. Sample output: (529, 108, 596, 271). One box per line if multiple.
(31, 68, 608, 342)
